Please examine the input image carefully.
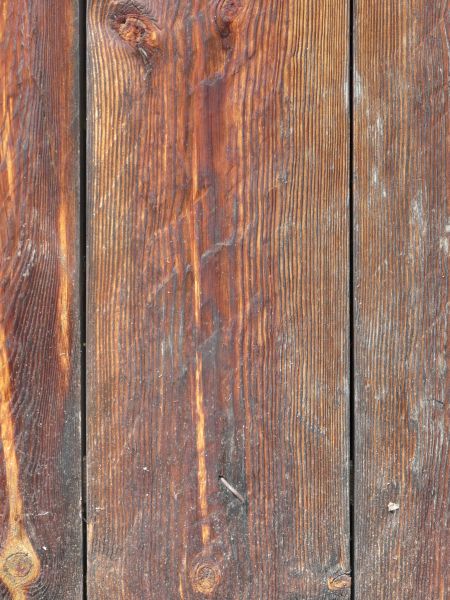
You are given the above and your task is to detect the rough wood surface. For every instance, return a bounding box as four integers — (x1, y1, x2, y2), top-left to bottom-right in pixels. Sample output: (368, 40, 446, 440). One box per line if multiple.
(0, 1, 82, 599)
(354, 1, 449, 597)
(87, 0, 350, 598)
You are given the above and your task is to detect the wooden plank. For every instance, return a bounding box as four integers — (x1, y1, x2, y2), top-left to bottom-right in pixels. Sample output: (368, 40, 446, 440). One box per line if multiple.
(354, 1, 449, 597)
(87, 0, 350, 597)
(0, 2, 82, 599)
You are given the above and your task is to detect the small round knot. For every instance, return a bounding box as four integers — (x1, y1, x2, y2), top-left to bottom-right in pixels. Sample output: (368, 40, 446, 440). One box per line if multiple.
(109, 4, 161, 68)
(111, 13, 159, 47)
(4, 553, 33, 579)
(190, 558, 221, 594)
(216, 0, 242, 38)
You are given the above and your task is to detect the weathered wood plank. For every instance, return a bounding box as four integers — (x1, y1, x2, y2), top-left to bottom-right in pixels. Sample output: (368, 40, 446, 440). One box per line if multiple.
(0, 2, 82, 598)
(87, 1, 350, 597)
(354, 0, 449, 597)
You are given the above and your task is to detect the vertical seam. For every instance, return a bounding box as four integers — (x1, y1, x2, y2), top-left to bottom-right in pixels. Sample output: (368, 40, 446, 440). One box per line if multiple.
(79, 0, 88, 597)
(348, 0, 356, 598)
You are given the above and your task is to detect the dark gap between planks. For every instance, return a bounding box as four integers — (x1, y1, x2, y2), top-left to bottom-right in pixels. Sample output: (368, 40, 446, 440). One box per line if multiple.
(349, 0, 356, 598)
(79, 0, 88, 597)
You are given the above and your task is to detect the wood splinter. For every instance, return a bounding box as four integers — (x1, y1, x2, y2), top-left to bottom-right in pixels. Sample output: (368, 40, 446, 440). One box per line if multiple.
(219, 476, 245, 504)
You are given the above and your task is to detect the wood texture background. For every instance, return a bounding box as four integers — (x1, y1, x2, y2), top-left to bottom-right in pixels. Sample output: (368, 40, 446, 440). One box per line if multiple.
(1, 0, 447, 597)
(0, 1, 82, 599)
(354, 0, 449, 598)
(87, 0, 350, 598)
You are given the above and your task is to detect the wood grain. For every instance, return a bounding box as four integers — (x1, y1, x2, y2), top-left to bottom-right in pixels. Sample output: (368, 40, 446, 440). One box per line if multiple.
(0, 1, 82, 599)
(87, 0, 350, 598)
(354, 0, 449, 597)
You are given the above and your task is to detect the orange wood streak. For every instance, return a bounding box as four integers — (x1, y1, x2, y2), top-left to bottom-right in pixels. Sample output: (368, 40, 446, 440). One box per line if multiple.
(0, 17, 40, 591)
(0, 324, 40, 599)
(190, 210, 210, 547)
(57, 202, 71, 383)
(189, 0, 211, 549)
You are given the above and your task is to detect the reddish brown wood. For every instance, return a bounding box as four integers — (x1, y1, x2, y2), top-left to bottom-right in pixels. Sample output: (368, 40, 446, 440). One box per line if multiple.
(0, 1, 82, 598)
(87, 0, 350, 598)
(354, 1, 449, 597)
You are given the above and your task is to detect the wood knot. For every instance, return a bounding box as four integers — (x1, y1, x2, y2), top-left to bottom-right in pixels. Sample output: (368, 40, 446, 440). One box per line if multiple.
(215, 0, 242, 38)
(0, 538, 41, 595)
(4, 553, 33, 579)
(327, 573, 352, 591)
(109, 4, 161, 68)
(190, 558, 221, 595)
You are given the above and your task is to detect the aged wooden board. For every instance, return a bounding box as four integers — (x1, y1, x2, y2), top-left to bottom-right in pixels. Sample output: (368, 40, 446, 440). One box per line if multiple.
(0, 1, 82, 599)
(87, 0, 350, 598)
(354, 0, 449, 597)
